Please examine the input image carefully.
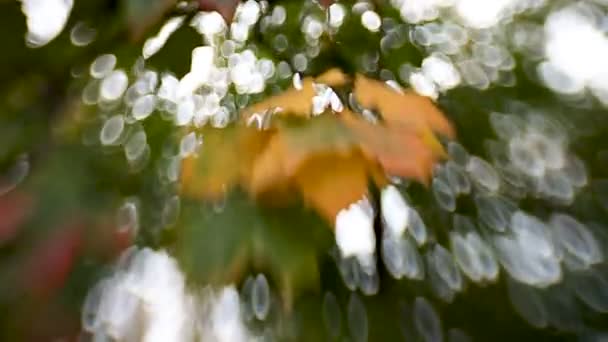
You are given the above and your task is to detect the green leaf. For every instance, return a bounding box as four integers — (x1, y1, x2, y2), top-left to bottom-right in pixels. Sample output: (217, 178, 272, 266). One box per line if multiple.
(176, 190, 333, 304)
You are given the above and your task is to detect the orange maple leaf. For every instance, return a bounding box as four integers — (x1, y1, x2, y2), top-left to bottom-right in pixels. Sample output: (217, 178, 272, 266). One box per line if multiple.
(181, 68, 454, 225)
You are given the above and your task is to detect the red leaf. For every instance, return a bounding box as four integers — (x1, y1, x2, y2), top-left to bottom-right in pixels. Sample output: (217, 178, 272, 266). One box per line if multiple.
(21, 222, 83, 297)
(0, 191, 34, 245)
(318, 0, 335, 8)
(198, 0, 241, 24)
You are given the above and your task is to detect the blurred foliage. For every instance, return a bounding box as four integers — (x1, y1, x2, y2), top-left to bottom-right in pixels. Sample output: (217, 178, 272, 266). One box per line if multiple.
(178, 191, 334, 308)
(0, 0, 608, 341)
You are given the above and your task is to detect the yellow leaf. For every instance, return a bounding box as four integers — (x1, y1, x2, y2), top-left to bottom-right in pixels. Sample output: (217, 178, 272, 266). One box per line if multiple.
(314, 68, 350, 86)
(240, 78, 316, 120)
(248, 133, 290, 196)
(293, 150, 370, 225)
(184, 69, 454, 220)
(240, 68, 350, 121)
(248, 115, 359, 205)
(180, 126, 272, 200)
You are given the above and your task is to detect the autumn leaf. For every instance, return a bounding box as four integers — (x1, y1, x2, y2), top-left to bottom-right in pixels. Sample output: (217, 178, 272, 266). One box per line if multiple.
(182, 68, 453, 225)
(241, 69, 452, 140)
(21, 221, 83, 297)
(198, 0, 241, 24)
(272, 114, 357, 174)
(180, 128, 240, 199)
(239, 69, 452, 184)
(353, 74, 455, 138)
(318, 0, 336, 9)
(240, 77, 317, 120)
(0, 191, 33, 246)
(126, 0, 244, 41)
(293, 150, 371, 223)
(313, 67, 350, 86)
(340, 109, 441, 185)
(240, 68, 349, 121)
(248, 135, 289, 197)
(247, 114, 372, 223)
(181, 125, 272, 199)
